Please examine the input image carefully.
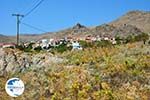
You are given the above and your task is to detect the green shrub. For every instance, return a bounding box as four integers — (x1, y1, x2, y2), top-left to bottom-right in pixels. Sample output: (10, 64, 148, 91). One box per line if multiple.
(24, 43, 34, 52)
(96, 40, 112, 47)
(16, 45, 25, 50)
(34, 46, 42, 52)
(79, 40, 113, 48)
(115, 35, 122, 44)
(125, 35, 135, 43)
(16, 43, 34, 52)
(53, 43, 72, 53)
(79, 40, 93, 48)
(148, 40, 150, 45)
(135, 33, 149, 44)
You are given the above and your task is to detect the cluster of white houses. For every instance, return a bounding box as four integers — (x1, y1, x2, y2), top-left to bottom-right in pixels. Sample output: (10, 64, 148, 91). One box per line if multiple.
(28, 38, 83, 50)
(0, 35, 117, 50)
(29, 35, 117, 50)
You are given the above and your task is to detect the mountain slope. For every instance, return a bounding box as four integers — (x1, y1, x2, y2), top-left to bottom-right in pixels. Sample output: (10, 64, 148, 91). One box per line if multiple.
(0, 34, 14, 43)
(110, 10, 150, 33)
(92, 24, 142, 37)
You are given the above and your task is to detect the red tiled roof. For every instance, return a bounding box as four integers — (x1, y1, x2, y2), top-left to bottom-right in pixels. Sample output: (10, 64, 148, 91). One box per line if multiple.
(0, 43, 16, 46)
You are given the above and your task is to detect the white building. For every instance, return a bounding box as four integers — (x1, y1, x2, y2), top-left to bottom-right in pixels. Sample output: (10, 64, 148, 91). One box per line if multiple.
(72, 41, 82, 50)
(40, 39, 49, 49)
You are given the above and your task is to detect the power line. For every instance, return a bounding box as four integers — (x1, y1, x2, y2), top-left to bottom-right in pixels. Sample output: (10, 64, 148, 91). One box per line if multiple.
(19, 0, 47, 33)
(22, 0, 45, 19)
(12, 14, 24, 45)
(12, 0, 47, 39)
(20, 0, 41, 14)
(21, 22, 47, 33)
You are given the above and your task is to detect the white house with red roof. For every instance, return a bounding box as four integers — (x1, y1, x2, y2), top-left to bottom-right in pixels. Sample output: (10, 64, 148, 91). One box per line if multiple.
(0, 43, 16, 48)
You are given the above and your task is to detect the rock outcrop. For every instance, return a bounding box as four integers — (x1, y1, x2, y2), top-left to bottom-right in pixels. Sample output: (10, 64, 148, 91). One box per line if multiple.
(0, 48, 63, 76)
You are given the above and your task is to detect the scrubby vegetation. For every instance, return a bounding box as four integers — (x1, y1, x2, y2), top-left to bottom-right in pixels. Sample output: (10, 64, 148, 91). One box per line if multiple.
(115, 33, 149, 44)
(79, 40, 113, 48)
(34, 46, 42, 52)
(16, 43, 34, 52)
(51, 43, 72, 53)
(0, 41, 149, 100)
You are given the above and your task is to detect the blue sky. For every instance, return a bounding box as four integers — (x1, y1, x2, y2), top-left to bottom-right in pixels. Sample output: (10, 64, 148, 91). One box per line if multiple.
(0, 0, 150, 36)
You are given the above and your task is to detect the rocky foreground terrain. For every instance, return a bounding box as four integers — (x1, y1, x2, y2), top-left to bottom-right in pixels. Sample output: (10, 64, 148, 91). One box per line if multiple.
(0, 42, 150, 99)
(0, 48, 63, 76)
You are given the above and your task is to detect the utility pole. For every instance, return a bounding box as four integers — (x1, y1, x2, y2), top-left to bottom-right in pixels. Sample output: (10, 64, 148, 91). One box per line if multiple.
(12, 14, 24, 45)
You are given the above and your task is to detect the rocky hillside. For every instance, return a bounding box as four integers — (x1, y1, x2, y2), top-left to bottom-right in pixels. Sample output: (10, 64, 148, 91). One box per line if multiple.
(110, 10, 150, 33)
(93, 24, 142, 37)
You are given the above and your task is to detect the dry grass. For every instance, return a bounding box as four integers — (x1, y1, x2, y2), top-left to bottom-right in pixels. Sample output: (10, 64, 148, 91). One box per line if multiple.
(0, 42, 150, 100)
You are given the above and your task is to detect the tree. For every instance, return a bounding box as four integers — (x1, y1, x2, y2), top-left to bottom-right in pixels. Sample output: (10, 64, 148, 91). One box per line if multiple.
(135, 33, 149, 44)
(53, 43, 72, 53)
(16, 45, 24, 50)
(125, 35, 135, 43)
(148, 40, 150, 45)
(24, 43, 34, 52)
(115, 35, 122, 44)
(140, 33, 149, 44)
(95, 40, 112, 47)
(79, 40, 93, 48)
(34, 46, 42, 52)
